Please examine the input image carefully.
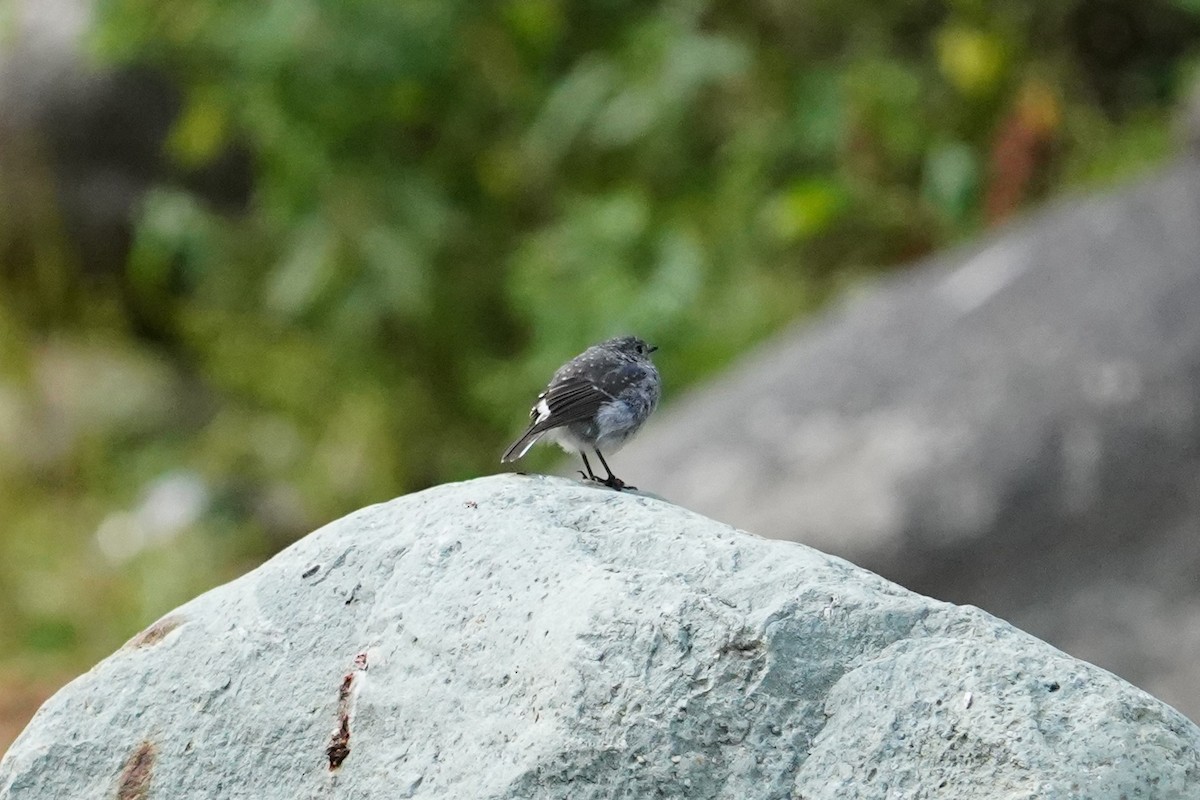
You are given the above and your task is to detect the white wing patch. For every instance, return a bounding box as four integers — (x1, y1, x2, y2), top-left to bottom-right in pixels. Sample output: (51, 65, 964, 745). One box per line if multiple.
(533, 397, 551, 423)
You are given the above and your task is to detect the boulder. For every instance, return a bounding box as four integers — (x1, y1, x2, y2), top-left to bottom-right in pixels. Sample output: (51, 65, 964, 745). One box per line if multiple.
(2, 476, 1197, 798)
(618, 157, 1200, 721)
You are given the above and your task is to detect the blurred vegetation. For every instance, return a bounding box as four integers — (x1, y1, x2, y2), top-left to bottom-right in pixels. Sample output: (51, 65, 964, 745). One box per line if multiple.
(1, 0, 1199, 739)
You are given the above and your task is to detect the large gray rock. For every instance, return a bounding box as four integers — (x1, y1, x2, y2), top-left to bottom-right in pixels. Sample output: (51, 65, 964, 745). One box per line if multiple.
(2, 476, 1197, 798)
(619, 157, 1200, 721)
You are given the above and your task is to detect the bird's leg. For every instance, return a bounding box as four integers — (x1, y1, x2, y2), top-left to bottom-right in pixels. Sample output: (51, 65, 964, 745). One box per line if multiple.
(594, 449, 633, 491)
(578, 452, 599, 483)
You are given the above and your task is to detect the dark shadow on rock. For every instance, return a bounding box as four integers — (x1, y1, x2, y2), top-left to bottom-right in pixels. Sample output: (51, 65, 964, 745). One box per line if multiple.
(0, 2, 252, 289)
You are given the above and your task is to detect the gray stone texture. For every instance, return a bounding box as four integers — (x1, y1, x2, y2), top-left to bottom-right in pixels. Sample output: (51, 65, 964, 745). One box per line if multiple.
(618, 157, 1200, 722)
(2, 476, 1197, 798)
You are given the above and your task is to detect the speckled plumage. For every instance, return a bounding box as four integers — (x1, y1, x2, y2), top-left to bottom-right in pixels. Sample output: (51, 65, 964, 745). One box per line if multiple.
(501, 336, 661, 490)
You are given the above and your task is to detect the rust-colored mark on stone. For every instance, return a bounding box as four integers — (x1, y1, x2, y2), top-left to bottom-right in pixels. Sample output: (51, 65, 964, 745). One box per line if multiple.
(326, 650, 369, 770)
(123, 615, 185, 650)
(326, 716, 351, 770)
(116, 740, 155, 800)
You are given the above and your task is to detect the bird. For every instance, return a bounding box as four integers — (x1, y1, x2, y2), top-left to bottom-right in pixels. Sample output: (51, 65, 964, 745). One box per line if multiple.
(501, 336, 661, 491)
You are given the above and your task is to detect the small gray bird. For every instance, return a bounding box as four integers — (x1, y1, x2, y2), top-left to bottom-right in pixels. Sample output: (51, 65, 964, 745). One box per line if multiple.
(501, 336, 661, 491)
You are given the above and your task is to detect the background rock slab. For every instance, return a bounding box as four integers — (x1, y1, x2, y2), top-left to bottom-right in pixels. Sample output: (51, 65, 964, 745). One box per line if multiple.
(2, 476, 1197, 798)
(619, 158, 1200, 720)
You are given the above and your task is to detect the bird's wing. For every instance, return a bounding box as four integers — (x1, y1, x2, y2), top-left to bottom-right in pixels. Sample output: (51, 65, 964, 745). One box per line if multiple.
(500, 377, 607, 463)
(501, 362, 652, 463)
(531, 363, 652, 430)
(528, 376, 614, 431)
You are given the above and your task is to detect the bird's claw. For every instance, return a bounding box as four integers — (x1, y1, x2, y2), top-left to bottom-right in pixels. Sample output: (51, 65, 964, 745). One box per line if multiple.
(577, 470, 631, 490)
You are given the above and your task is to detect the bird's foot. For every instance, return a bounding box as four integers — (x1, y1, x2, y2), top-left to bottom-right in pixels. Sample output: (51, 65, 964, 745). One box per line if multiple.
(603, 475, 633, 491)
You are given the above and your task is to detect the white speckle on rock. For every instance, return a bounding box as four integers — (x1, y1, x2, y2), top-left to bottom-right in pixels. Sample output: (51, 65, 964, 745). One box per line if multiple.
(938, 239, 1031, 314)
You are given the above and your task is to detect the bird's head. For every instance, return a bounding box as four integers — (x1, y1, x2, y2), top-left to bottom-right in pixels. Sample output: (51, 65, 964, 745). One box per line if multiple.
(605, 336, 658, 358)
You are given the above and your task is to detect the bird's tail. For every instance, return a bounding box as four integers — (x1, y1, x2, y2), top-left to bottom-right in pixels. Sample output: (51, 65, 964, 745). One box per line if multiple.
(501, 426, 545, 463)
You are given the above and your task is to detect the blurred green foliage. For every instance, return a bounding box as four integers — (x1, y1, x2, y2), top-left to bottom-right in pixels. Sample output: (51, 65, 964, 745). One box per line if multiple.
(1, 0, 1198, 689)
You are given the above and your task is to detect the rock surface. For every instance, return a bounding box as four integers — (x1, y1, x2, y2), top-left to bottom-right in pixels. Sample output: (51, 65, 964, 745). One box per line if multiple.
(619, 157, 1200, 721)
(2, 475, 1198, 798)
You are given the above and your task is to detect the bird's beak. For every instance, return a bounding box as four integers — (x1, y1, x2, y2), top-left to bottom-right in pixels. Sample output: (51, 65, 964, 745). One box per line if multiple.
(648, 344, 658, 353)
